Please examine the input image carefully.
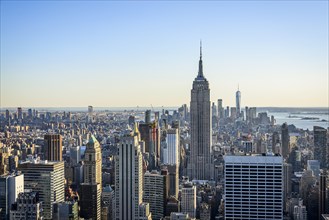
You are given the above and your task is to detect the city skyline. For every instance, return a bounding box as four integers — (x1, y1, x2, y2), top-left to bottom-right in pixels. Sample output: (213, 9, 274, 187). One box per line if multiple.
(1, 1, 328, 108)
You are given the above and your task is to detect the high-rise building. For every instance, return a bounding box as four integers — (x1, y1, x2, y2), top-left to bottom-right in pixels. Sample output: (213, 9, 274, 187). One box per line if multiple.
(17, 107, 23, 120)
(181, 182, 196, 218)
(44, 134, 62, 161)
(10, 190, 43, 220)
(113, 128, 144, 220)
(188, 44, 213, 180)
(52, 201, 78, 220)
(144, 170, 168, 219)
(80, 135, 102, 220)
(283, 163, 292, 206)
(212, 102, 217, 117)
(80, 183, 101, 220)
(83, 135, 102, 185)
(224, 155, 283, 220)
(163, 128, 179, 165)
(281, 123, 290, 159)
(313, 126, 327, 168)
(293, 199, 307, 220)
(18, 160, 64, 219)
(319, 171, 327, 218)
(0, 173, 24, 220)
(236, 86, 241, 116)
(217, 99, 224, 119)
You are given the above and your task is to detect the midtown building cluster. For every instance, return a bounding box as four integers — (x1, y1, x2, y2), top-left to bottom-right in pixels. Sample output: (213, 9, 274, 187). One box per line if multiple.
(0, 48, 328, 220)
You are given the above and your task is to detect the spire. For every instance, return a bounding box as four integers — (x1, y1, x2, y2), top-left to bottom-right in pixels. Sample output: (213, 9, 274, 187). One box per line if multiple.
(198, 40, 204, 78)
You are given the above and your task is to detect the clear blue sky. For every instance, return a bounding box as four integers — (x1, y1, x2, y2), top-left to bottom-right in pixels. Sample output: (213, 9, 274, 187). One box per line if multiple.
(1, 1, 328, 107)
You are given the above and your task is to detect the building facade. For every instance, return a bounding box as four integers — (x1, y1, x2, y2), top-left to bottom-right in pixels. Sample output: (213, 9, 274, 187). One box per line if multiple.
(0, 173, 24, 220)
(113, 129, 144, 220)
(224, 155, 283, 220)
(188, 45, 213, 180)
(181, 182, 196, 218)
(18, 160, 64, 220)
(44, 134, 62, 161)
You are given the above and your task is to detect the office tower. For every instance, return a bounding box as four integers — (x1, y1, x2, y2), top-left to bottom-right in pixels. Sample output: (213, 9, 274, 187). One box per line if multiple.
(307, 160, 320, 178)
(165, 196, 180, 216)
(212, 102, 217, 117)
(236, 86, 241, 116)
(17, 107, 23, 120)
(283, 163, 292, 205)
(83, 135, 102, 185)
(293, 199, 307, 220)
(181, 182, 196, 218)
(70, 146, 80, 165)
(163, 128, 179, 165)
(5, 109, 10, 121)
(139, 203, 152, 220)
(113, 128, 144, 220)
(217, 99, 224, 119)
(80, 135, 102, 220)
(145, 110, 151, 124)
(230, 107, 237, 119)
(224, 155, 283, 220)
(80, 183, 101, 219)
(18, 160, 64, 219)
(144, 170, 169, 219)
(313, 126, 327, 168)
(102, 185, 114, 220)
(272, 132, 280, 153)
(281, 123, 290, 159)
(10, 190, 43, 220)
(139, 119, 160, 170)
(162, 164, 179, 199)
(319, 171, 327, 217)
(225, 106, 230, 118)
(245, 106, 249, 121)
(44, 134, 62, 161)
(188, 44, 213, 180)
(88, 105, 93, 114)
(52, 201, 78, 220)
(0, 173, 24, 220)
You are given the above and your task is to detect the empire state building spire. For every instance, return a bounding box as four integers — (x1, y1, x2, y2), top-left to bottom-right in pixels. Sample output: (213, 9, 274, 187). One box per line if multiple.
(197, 41, 204, 78)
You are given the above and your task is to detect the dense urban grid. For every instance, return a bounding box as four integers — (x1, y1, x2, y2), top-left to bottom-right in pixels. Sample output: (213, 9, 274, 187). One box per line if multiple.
(0, 48, 328, 220)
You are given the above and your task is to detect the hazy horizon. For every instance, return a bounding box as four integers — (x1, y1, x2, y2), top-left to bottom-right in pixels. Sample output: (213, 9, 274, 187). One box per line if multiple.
(1, 1, 328, 108)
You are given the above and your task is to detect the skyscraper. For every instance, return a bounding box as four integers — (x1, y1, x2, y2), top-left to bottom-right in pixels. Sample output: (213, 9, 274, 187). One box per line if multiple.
(181, 182, 197, 218)
(80, 135, 102, 220)
(313, 126, 327, 168)
(18, 160, 65, 219)
(113, 128, 144, 220)
(224, 155, 283, 220)
(188, 43, 213, 180)
(281, 123, 290, 159)
(0, 173, 24, 220)
(83, 135, 102, 185)
(10, 191, 43, 220)
(162, 128, 179, 165)
(236, 86, 241, 117)
(44, 134, 62, 161)
(143, 170, 168, 219)
(217, 99, 224, 119)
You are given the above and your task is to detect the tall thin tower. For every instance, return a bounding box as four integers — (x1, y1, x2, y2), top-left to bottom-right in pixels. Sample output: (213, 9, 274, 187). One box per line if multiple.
(188, 42, 213, 180)
(114, 127, 144, 220)
(236, 85, 241, 117)
(80, 135, 102, 220)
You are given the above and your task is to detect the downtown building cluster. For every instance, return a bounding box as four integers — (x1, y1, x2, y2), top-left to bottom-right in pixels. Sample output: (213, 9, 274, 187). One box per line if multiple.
(0, 46, 329, 220)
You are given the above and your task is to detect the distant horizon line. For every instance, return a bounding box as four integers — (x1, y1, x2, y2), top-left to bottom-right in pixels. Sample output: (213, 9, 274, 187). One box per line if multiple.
(1, 106, 328, 110)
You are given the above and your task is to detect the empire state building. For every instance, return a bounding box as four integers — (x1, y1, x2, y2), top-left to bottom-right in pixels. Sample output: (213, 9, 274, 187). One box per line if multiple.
(188, 44, 213, 180)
